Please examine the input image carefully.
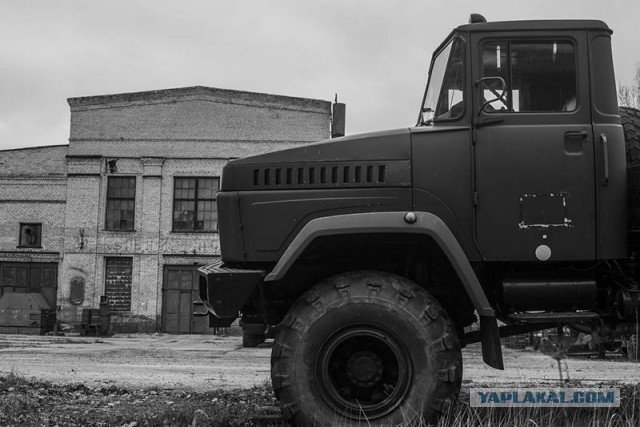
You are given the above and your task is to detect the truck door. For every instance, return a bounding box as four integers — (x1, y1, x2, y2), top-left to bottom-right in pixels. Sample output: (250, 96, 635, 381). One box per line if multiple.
(473, 33, 596, 261)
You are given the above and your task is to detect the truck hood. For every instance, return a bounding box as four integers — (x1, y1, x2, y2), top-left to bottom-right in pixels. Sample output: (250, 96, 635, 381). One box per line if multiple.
(230, 127, 411, 165)
(221, 128, 412, 191)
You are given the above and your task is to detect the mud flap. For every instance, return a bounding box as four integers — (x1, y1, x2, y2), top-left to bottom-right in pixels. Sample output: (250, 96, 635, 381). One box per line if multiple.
(480, 315, 504, 369)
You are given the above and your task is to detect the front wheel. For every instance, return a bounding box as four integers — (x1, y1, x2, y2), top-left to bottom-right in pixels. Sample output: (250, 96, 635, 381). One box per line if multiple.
(271, 271, 462, 426)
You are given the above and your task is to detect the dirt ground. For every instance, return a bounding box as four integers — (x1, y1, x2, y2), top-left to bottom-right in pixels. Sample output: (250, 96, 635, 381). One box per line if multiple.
(1, 333, 639, 392)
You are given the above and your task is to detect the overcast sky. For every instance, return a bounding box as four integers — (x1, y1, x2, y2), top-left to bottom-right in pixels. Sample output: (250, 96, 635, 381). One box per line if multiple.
(1, 0, 638, 150)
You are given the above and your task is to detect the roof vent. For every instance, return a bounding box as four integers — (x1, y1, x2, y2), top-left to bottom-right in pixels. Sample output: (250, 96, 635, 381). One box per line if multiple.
(469, 13, 487, 24)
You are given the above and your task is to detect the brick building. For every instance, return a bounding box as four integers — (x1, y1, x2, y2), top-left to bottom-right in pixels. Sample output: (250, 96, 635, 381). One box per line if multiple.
(0, 86, 333, 333)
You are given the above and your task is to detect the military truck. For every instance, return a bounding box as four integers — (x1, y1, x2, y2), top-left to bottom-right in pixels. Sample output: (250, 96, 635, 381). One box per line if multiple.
(198, 14, 640, 425)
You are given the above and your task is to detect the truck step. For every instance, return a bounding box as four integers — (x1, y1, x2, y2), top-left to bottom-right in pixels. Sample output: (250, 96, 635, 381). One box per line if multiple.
(508, 311, 600, 323)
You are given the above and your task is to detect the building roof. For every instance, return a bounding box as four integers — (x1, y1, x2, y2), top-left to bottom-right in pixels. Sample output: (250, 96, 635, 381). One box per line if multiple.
(0, 145, 68, 177)
(67, 86, 331, 114)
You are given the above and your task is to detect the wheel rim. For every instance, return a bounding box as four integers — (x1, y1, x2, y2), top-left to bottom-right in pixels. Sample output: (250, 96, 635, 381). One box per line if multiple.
(315, 325, 412, 419)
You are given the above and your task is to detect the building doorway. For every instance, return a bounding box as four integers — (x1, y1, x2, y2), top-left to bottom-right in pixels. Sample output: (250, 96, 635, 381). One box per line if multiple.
(162, 265, 208, 333)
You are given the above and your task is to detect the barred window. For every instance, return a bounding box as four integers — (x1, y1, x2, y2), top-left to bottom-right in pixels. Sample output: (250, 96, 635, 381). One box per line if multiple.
(105, 177, 136, 231)
(173, 177, 219, 232)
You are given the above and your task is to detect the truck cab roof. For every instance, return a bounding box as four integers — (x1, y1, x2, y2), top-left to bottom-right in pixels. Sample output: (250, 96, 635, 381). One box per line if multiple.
(455, 19, 611, 34)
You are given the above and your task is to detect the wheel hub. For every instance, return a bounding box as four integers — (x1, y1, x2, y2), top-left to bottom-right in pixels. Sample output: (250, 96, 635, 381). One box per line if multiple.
(316, 326, 412, 420)
(346, 350, 383, 387)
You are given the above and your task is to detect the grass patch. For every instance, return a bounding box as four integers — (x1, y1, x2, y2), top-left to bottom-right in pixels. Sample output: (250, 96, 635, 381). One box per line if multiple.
(437, 385, 640, 427)
(1, 372, 638, 426)
(0, 373, 283, 426)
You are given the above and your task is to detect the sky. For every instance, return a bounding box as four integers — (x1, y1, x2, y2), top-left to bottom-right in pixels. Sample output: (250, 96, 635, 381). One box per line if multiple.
(1, 0, 639, 150)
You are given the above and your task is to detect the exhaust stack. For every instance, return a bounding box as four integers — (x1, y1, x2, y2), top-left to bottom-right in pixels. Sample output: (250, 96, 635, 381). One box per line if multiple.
(331, 94, 346, 138)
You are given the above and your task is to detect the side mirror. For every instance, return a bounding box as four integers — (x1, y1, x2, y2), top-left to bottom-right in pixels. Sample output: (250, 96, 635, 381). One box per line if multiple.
(474, 76, 507, 126)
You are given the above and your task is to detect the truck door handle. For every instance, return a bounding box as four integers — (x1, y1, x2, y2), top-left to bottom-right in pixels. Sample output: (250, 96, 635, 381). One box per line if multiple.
(564, 130, 588, 154)
(566, 130, 589, 138)
(600, 133, 609, 186)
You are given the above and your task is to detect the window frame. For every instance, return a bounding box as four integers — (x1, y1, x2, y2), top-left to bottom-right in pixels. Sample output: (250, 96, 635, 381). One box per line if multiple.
(172, 177, 219, 233)
(105, 176, 137, 231)
(18, 223, 42, 248)
(478, 38, 579, 115)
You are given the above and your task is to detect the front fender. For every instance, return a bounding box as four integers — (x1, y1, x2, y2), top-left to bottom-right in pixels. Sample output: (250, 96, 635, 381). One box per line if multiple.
(265, 212, 489, 313)
(264, 211, 504, 369)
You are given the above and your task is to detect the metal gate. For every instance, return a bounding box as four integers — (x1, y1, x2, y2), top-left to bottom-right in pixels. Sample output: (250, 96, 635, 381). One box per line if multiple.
(0, 263, 57, 308)
(162, 265, 208, 333)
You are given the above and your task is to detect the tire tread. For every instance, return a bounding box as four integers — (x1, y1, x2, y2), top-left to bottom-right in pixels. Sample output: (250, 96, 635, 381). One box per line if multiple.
(621, 106, 640, 167)
(271, 270, 462, 425)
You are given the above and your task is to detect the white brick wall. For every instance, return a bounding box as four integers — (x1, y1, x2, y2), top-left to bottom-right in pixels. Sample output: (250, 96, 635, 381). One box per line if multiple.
(0, 86, 332, 332)
(64, 86, 331, 331)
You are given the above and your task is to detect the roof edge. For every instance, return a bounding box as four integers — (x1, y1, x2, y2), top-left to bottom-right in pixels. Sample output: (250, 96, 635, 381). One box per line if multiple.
(0, 144, 69, 153)
(67, 86, 332, 113)
(456, 19, 611, 33)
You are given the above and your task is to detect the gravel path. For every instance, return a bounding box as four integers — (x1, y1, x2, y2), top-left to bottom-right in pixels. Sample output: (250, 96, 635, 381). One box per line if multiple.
(1, 333, 639, 391)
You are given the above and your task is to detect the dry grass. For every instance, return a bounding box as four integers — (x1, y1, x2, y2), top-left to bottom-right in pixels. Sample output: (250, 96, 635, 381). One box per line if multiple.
(0, 372, 283, 426)
(436, 386, 640, 427)
(1, 371, 638, 426)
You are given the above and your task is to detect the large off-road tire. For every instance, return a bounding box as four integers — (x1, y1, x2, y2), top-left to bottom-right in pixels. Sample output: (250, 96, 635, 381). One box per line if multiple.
(270, 271, 462, 426)
(621, 106, 640, 167)
(621, 107, 640, 229)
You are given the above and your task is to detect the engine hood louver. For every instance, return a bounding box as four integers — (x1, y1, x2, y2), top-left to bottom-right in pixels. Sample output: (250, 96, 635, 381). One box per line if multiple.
(221, 128, 413, 191)
(250, 161, 411, 189)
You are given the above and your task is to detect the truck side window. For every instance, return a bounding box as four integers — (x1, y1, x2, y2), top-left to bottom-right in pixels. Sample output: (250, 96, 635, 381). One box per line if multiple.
(481, 42, 510, 111)
(481, 40, 577, 113)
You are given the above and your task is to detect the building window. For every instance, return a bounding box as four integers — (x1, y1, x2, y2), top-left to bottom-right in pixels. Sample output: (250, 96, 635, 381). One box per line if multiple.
(173, 177, 219, 232)
(104, 257, 133, 312)
(106, 177, 136, 231)
(19, 223, 42, 247)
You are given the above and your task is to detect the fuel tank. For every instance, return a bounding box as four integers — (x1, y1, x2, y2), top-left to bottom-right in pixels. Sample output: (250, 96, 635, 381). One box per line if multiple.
(218, 128, 414, 263)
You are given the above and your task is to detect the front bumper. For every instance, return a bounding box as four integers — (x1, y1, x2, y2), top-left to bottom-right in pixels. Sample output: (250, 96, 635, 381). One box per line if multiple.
(197, 260, 265, 319)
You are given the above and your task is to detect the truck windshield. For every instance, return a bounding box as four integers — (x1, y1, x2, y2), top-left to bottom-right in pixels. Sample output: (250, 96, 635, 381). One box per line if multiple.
(419, 38, 465, 125)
